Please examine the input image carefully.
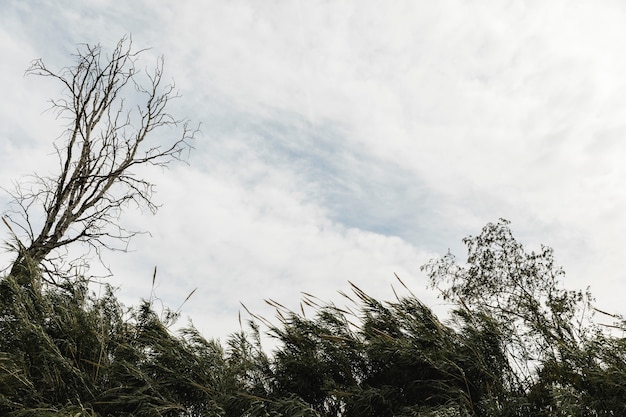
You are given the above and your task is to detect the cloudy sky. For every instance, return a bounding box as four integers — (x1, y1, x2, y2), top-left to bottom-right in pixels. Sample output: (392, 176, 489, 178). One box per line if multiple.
(1, 0, 626, 340)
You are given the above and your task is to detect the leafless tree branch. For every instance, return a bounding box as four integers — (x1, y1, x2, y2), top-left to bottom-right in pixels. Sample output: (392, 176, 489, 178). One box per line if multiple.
(4, 36, 197, 282)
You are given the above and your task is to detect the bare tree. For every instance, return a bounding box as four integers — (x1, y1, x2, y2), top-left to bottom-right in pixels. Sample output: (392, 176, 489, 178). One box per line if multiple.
(3, 36, 196, 282)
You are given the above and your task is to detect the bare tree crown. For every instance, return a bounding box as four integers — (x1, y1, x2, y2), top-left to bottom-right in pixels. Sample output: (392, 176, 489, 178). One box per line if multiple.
(4, 36, 196, 280)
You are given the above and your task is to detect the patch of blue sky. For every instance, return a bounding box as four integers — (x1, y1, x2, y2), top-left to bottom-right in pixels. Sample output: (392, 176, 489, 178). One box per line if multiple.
(196, 99, 448, 247)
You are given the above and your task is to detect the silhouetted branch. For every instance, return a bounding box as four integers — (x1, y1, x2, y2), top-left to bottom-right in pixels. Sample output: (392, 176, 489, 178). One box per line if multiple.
(5, 36, 197, 281)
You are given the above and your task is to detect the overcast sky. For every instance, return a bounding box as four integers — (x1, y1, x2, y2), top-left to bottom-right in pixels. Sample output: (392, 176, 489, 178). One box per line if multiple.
(2, 0, 626, 340)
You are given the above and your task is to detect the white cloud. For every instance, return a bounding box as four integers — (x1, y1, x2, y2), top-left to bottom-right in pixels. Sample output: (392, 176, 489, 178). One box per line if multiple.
(103, 158, 435, 339)
(2, 1, 626, 339)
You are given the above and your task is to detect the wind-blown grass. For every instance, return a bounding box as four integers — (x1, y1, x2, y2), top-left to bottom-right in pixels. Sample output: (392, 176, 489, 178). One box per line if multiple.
(2, 220, 626, 416)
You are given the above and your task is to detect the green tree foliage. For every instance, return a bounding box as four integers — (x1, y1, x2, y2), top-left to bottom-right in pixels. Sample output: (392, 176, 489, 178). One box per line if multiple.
(423, 219, 626, 416)
(423, 219, 589, 380)
(235, 284, 518, 417)
(2, 219, 626, 416)
(0, 262, 237, 416)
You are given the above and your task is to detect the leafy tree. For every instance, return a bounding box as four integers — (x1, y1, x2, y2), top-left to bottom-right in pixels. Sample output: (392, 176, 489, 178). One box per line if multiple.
(422, 219, 589, 384)
(423, 219, 626, 416)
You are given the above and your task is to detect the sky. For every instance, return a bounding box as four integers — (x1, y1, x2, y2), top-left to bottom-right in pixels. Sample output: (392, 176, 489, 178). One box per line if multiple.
(1, 0, 626, 341)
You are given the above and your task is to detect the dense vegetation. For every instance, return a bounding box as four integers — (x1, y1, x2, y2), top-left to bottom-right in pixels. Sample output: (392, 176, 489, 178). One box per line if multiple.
(2, 39, 625, 416)
(1, 219, 625, 416)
